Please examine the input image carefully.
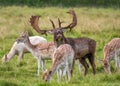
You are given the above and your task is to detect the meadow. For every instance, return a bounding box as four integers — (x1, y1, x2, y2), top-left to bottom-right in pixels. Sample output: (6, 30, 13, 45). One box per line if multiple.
(0, 6, 120, 86)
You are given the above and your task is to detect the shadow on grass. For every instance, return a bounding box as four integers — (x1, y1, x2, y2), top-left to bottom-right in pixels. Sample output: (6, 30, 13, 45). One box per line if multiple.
(0, 80, 18, 86)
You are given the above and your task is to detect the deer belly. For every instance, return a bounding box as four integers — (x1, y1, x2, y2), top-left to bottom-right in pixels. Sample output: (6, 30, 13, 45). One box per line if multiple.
(76, 47, 89, 58)
(40, 50, 53, 59)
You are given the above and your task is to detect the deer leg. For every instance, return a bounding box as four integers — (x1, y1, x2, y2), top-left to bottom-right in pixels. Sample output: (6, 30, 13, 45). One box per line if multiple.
(70, 58, 75, 77)
(59, 69, 62, 82)
(79, 58, 88, 76)
(66, 65, 71, 82)
(78, 60, 83, 73)
(18, 51, 24, 63)
(41, 59, 45, 72)
(57, 69, 60, 82)
(115, 55, 118, 70)
(37, 57, 41, 76)
(88, 54, 96, 75)
(78, 58, 89, 73)
(63, 68, 67, 82)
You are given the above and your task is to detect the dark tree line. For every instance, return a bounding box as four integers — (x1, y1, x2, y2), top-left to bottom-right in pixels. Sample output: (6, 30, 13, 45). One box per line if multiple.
(0, 0, 119, 7)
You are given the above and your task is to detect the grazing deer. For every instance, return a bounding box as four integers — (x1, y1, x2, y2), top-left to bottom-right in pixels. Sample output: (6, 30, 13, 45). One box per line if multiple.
(2, 36, 47, 63)
(30, 9, 96, 76)
(100, 38, 120, 73)
(42, 44, 74, 82)
(16, 32, 56, 75)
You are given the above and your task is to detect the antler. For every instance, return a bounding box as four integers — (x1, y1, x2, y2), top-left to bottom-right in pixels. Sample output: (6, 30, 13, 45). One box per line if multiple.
(61, 9, 77, 31)
(48, 18, 55, 29)
(30, 9, 77, 35)
(58, 17, 64, 28)
(30, 15, 48, 35)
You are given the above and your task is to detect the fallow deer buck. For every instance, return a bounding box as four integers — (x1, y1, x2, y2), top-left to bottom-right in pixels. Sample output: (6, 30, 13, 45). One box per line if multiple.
(42, 44, 75, 82)
(30, 9, 96, 76)
(2, 36, 47, 63)
(17, 32, 56, 75)
(100, 38, 120, 73)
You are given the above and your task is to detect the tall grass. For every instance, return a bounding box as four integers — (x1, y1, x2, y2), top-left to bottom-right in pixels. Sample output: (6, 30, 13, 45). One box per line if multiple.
(0, 6, 120, 86)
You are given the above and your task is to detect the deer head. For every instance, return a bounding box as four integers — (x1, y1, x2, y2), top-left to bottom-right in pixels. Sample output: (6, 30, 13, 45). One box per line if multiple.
(30, 9, 77, 47)
(16, 32, 29, 43)
(2, 55, 8, 63)
(99, 58, 111, 73)
(42, 69, 52, 82)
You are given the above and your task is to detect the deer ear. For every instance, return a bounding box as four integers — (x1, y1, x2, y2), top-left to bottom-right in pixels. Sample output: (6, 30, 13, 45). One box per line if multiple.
(47, 30, 54, 34)
(19, 32, 23, 36)
(25, 31, 29, 36)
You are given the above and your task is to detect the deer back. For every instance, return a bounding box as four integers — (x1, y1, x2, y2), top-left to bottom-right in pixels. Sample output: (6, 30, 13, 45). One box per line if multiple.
(103, 38, 120, 61)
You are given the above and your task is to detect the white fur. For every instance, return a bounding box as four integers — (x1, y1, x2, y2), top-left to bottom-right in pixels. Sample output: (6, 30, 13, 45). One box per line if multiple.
(114, 49, 120, 70)
(17, 32, 56, 75)
(2, 36, 47, 63)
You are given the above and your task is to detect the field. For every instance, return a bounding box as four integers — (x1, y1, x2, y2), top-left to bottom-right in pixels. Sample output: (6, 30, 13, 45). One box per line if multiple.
(0, 6, 120, 86)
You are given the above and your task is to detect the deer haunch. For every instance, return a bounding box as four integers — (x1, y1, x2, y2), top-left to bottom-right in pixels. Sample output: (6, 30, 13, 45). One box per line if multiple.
(66, 37, 96, 76)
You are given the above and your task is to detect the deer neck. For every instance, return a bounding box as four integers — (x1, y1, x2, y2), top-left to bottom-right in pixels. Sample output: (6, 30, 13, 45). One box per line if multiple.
(6, 49, 16, 60)
(54, 35, 67, 47)
(49, 61, 60, 77)
(103, 53, 110, 64)
(24, 38, 35, 53)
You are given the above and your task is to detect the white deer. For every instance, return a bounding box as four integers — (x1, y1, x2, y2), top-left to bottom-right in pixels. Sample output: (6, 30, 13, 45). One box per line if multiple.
(42, 44, 74, 82)
(2, 35, 47, 63)
(16, 31, 56, 75)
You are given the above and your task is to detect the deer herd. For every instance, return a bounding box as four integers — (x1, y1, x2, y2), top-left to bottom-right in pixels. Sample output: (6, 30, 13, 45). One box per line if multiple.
(1, 9, 120, 82)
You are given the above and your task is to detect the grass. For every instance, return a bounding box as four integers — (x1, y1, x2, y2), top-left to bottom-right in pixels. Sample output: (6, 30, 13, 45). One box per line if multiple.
(0, 6, 120, 86)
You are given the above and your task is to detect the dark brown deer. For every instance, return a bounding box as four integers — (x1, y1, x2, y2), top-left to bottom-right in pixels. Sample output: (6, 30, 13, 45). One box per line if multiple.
(29, 9, 96, 76)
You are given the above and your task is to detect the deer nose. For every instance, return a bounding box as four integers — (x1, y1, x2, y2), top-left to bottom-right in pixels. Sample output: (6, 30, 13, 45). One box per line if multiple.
(57, 33, 62, 36)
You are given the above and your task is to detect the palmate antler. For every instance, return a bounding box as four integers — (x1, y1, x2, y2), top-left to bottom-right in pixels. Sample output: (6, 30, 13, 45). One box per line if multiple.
(61, 9, 77, 31)
(29, 9, 77, 35)
(30, 16, 48, 35)
(49, 9, 77, 31)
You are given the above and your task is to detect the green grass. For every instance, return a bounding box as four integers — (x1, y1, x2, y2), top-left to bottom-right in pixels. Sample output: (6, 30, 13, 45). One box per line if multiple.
(0, 6, 120, 86)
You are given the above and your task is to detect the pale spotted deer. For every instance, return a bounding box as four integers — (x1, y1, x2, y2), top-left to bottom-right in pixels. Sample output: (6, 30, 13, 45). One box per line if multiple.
(100, 38, 120, 73)
(16, 31, 56, 75)
(42, 44, 74, 82)
(30, 9, 96, 76)
(2, 36, 47, 63)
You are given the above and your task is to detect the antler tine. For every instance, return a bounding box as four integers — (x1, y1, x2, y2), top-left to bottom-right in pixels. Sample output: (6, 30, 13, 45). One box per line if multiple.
(58, 17, 64, 28)
(29, 15, 47, 35)
(48, 17, 55, 29)
(61, 9, 77, 31)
